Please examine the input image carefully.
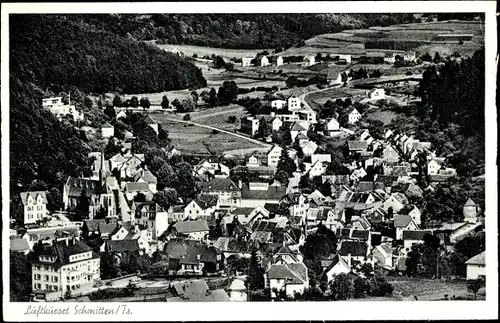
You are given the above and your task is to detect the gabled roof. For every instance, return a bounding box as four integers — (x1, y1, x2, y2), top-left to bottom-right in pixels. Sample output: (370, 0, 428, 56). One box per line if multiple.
(202, 178, 239, 192)
(34, 240, 95, 266)
(291, 122, 307, 131)
(348, 141, 368, 151)
(105, 239, 140, 253)
(267, 262, 308, 284)
(465, 251, 485, 265)
(102, 122, 113, 128)
(110, 153, 127, 163)
(134, 168, 157, 184)
(394, 214, 414, 228)
(263, 203, 280, 214)
(402, 230, 433, 241)
(10, 238, 30, 251)
(464, 198, 477, 207)
(20, 191, 48, 205)
(241, 184, 286, 201)
(356, 181, 374, 192)
(338, 240, 368, 257)
(125, 182, 151, 192)
(320, 254, 350, 277)
(174, 219, 209, 233)
(143, 115, 158, 125)
(194, 194, 219, 210)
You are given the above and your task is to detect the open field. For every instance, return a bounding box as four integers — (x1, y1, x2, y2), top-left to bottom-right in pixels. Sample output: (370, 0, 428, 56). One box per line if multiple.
(388, 277, 485, 301)
(153, 115, 263, 155)
(305, 87, 367, 110)
(278, 20, 484, 58)
(155, 44, 272, 60)
(364, 108, 403, 125)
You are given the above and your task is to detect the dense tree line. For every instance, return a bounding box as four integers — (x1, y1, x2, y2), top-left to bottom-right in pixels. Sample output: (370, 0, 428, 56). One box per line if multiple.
(10, 15, 206, 94)
(69, 13, 419, 50)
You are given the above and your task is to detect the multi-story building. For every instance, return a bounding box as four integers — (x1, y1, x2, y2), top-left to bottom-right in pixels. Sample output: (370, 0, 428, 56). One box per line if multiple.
(31, 238, 100, 298)
(42, 97, 84, 122)
(199, 178, 241, 209)
(20, 191, 49, 225)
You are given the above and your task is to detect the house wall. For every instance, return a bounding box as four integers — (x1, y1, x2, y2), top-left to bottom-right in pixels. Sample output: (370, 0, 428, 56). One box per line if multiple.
(187, 231, 209, 241)
(269, 278, 286, 297)
(24, 196, 48, 225)
(325, 263, 351, 282)
(285, 283, 305, 298)
(466, 264, 485, 280)
(240, 198, 280, 209)
(32, 256, 100, 296)
(102, 127, 114, 138)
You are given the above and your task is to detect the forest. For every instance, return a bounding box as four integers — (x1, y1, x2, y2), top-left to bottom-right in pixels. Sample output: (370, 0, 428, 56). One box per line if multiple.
(9, 15, 207, 215)
(10, 15, 206, 94)
(68, 13, 420, 50)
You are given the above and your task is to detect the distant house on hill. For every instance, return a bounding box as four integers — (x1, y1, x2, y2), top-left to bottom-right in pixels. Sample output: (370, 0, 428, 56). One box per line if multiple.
(241, 57, 253, 67)
(256, 55, 270, 67)
(101, 122, 114, 138)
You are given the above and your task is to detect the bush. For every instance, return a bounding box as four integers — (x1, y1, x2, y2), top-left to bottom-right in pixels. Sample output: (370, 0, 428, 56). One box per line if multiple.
(183, 114, 191, 121)
(227, 116, 237, 123)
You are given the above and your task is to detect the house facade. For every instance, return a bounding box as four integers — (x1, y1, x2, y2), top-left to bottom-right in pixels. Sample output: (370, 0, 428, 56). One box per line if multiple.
(21, 191, 49, 225)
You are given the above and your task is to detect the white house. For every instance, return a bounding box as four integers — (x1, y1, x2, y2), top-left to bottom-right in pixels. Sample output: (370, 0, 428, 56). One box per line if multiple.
(101, 122, 115, 138)
(463, 198, 480, 223)
(320, 255, 351, 283)
(290, 122, 308, 142)
(267, 145, 284, 168)
(271, 100, 287, 110)
(382, 193, 408, 214)
(308, 160, 328, 179)
(372, 244, 394, 269)
(303, 55, 315, 66)
(367, 88, 385, 100)
(184, 196, 218, 220)
(265, 262, 309, 298)
(402, 230, 433, 254)
(42, 96, 84, 122)
(394, 214, 419, 240)
(241, 57, 253, 67)
(427, 158, 444, 176)
(246, 155, 261, 168)
(20, 191, 49, 225)
(288, 96, 301, 111)
(257, 55, 270, 67)
(346, 107, 361, 124)
(271, 116, 283, 131)
(31, 239, 100, 298)
(173, 219, 210, 241)
(324, 118, 340, 137)
(300, 141, 318, 157)
(465, 251, 485, 280)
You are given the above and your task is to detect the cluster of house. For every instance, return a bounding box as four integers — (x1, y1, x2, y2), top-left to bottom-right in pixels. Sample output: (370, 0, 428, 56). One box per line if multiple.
(240, 54, 316, 68)
(11, 103, 484, 301)
(42, 96, 84, 122)
(240, 89, 361, 143)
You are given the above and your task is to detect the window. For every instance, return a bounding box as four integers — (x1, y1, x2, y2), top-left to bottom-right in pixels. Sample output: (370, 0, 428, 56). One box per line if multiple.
(44, 275, 49, 282)
(54, 286, 58, 291)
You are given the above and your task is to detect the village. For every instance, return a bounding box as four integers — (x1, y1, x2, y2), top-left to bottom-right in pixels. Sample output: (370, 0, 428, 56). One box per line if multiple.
(9, 17, 486, 303)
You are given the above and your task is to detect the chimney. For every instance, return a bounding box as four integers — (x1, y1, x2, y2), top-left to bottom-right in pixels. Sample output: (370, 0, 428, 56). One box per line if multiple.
(347, 253, 352, 268)
(271, 111, 276, 117)
(196, 254, 201, 260)
(238, 179, 243, 190)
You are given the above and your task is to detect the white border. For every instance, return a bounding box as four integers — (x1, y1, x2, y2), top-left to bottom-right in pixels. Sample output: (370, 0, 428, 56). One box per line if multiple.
(1, 1, 498, 321)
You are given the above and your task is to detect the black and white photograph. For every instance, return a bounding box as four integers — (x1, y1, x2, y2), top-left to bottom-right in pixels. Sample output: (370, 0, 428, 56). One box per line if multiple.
(1, 1, 497, 321)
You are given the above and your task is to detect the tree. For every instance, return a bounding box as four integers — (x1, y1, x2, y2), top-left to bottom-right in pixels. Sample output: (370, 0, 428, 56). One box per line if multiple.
(100, 252, 120, 279)
(130, 96, 139, 108)
(156, 163, 177, 188)
(190, 91, 199, 104)
(467, 278, 484, 300)
(174, 161, 196, 199)
(227, 116, 237, 123)
(104, 138, 121, 160)
(217, 81, 238, 104)
(420, 52, 432, 62)
(104, 105, 116, 119)
(330, 273, 353, 300)
(248, 248, 264, 290)
(153, 188, 178, 210)
(76, 189, 90, 220)
(140, 97, 151, 110)
(205, 88, 219, 106)
(10, 251, 32, 301)
(113, 94, 122, 107)
(257, 117, 270, 139)
(183, 114, 191, 121)
(161, 95, 170, 109)
(433, 52, 442, 64)
(274, 148, 296, 185)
